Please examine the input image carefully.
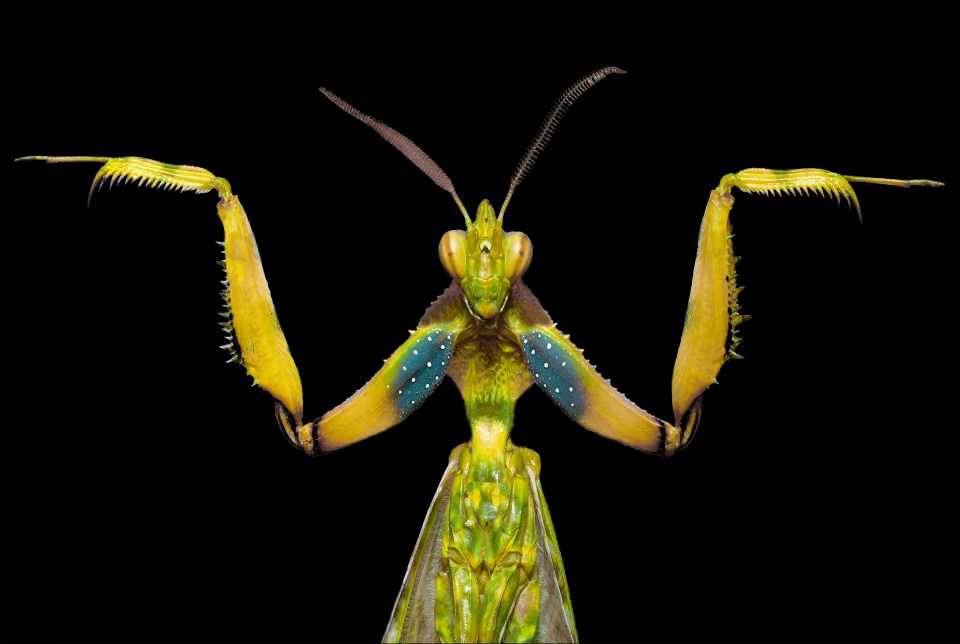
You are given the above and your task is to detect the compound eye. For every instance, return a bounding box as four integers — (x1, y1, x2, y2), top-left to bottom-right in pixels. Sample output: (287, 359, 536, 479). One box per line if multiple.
(504, 231, 533, 282)
(439, 230, 467, 281)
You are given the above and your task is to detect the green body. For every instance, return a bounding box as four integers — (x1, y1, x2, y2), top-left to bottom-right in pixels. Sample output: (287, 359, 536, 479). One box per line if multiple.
(395, 325, 572, 641)
(383, 201, 576, 641)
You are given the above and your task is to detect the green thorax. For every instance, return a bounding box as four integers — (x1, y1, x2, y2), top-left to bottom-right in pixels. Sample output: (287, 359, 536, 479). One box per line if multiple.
(436, 316, 545, 640)
(446, 320, 534, 467)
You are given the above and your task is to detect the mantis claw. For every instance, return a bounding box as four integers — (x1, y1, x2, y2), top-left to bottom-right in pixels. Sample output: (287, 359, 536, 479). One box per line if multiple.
(673, 168, 941, 427)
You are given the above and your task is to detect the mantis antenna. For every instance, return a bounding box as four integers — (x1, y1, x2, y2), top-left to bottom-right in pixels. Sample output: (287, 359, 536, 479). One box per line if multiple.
(499, 66, 626, 219)
(321, 67, 626, 226)
(319, 87, 471, 226)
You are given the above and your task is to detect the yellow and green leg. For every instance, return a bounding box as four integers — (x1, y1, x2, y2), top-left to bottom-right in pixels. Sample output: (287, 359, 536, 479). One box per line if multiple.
(671, 168, 942, 441)
(473, 168, 940, 461)
(19, 155, 306, 425)
(18, 155, 470, 455)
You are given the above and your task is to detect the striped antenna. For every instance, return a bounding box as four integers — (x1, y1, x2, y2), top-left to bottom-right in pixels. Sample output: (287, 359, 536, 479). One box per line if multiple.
(499, 67, 626, 219)
(320, 87, 471, 225)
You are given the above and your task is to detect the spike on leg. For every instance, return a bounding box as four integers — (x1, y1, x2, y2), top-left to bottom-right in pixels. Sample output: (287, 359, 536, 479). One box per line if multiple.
(17, 155, 304, 429)
(671, 167, 941, 436)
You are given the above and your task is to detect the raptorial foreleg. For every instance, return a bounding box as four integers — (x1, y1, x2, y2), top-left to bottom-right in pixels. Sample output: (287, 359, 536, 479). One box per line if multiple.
(18, 156, 305, 438)
(19, 156, 476, 456)
(671, 168, 942, 444)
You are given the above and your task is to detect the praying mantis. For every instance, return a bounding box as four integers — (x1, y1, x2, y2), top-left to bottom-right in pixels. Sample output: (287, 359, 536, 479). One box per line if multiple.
(9, 63, 952, 640)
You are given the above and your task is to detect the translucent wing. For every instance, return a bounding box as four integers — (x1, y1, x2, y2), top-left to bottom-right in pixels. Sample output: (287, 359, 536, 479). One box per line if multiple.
(529, 466, 577, 643)
(383, 459, 578, 643)
(383, 458, 458, 643)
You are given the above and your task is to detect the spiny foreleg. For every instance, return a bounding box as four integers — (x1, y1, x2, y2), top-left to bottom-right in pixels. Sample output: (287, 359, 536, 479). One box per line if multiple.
(671, 168, 941, 444)
(19, 155, 474, 455)
(18, 156, 305, 438)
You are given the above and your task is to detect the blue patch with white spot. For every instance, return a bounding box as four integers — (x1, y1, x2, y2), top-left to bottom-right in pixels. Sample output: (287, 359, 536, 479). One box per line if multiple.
(520, 330, 586, 420)
(391, 328, 456, 418)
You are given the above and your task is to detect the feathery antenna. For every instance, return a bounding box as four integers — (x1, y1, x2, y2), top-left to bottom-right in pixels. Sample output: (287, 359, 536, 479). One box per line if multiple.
(499, 66, 626, 219)
(319, 87, 470, 225)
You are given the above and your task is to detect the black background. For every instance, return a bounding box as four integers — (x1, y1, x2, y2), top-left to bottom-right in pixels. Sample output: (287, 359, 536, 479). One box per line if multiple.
(4, 18, 956, 644)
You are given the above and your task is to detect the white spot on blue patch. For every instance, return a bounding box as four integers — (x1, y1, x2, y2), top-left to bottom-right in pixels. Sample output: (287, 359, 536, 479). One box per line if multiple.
(392, 328, 456, 417)
(521, 331, 585, 420)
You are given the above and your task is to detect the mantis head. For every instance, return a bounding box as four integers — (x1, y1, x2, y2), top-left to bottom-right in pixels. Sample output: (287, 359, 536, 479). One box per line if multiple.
(320, 66, 624, 321)
(439, 200, 532, 320)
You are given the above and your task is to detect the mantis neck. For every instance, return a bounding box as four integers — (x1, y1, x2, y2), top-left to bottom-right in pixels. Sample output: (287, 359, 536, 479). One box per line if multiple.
(449, 325, 529, 479)
(465, 399, 514, 480)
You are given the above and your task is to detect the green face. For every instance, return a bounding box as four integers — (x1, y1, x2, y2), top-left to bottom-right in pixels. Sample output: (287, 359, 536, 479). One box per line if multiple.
(439, 200, 533, 320)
